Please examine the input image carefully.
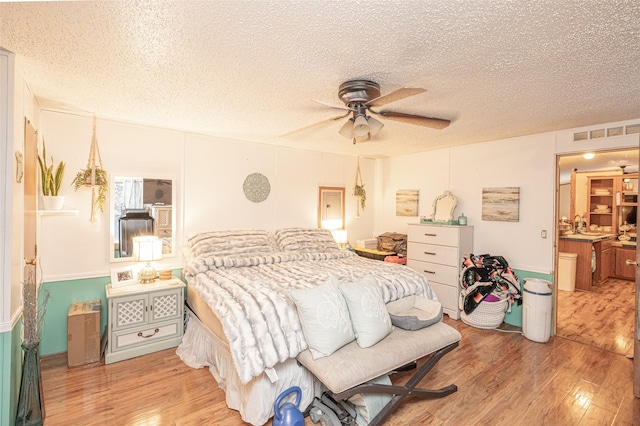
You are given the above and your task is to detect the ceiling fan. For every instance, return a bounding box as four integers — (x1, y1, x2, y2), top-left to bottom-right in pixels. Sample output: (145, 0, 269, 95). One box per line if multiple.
(282, 79, 450, 144)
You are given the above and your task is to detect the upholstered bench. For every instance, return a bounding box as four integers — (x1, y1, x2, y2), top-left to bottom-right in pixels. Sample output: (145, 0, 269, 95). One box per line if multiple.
(296, 321, 461, 426)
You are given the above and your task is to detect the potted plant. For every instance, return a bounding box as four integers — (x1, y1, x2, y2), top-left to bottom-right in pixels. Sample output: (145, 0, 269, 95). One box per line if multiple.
(37, 140, 66, 210)
(71, 167, 108, 214)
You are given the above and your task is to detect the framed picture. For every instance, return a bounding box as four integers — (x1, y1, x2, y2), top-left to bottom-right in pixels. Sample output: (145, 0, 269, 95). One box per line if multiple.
(482, 187, 520, 222)
(110, 266, 137, 288)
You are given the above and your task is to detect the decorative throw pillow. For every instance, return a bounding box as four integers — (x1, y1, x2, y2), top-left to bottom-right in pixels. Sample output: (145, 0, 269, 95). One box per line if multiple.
(289, 277, 355, 359)
(274, 227, 340, 252)
(337, 275, 393, 348)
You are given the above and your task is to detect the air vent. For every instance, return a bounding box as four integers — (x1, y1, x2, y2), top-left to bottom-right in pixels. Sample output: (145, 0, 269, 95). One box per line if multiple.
(573, 123, 640, 142)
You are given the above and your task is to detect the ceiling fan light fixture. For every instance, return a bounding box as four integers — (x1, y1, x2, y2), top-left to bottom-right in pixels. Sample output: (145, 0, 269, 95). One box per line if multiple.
(338, 119, 354, 139)
(367, 116, 384, 136)
(353, 115, 369, 138)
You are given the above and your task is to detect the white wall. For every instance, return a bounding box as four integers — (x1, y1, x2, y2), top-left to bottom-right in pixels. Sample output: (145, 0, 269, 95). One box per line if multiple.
(381, 133, 556, 274)
(38, 112, 376, 281)
(183, 134, 375, 241)
(380, 120, 640, 275)
(33, 109, 640, 282)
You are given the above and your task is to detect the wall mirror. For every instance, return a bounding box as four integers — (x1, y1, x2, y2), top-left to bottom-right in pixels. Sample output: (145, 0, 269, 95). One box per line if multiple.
(318, 186, 345, 229)
(431, 190, 458, 222)
(110, 176, 175, 262)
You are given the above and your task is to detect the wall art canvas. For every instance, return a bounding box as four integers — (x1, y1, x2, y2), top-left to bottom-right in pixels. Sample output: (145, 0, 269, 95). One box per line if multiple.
(482, 187, 520, 222)
(396, 189, 419, 216)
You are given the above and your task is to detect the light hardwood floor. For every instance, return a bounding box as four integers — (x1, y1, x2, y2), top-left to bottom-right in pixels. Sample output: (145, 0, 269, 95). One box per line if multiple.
(41, 316, 639, 425)
(557, 277, 635, 356)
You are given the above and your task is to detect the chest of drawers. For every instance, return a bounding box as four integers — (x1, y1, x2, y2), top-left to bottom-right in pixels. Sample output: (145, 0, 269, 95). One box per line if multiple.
(406, 224, 473, 320)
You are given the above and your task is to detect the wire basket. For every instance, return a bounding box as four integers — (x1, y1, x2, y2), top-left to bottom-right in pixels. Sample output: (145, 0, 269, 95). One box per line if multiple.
(460, 298, 508, 329)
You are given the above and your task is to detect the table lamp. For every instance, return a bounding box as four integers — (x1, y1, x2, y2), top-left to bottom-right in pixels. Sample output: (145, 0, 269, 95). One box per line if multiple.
(132, 235, 163, 283)
(332, 229, 348, 249)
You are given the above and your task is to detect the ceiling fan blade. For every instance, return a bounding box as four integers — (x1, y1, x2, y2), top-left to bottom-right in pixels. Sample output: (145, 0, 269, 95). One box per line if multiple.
(311, 99, 352, 110)
(280, 111, 351, 137)
(366, 88, 426, 107)
(378, 111, 450, 129)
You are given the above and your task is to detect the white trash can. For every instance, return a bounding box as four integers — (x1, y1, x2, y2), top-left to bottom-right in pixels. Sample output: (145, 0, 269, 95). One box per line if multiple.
(558, 252, 577, 292)
(522, 278, 552, 343)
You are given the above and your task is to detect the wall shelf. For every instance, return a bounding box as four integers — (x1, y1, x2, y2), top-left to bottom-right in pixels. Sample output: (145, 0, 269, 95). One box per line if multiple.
(37, 210, 79, 216)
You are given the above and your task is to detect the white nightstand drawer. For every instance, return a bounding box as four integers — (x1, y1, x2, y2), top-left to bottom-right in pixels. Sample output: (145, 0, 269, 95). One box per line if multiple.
(408, 225, 460, 246)
(111, 321, 179, 352)
(429, 282, 460, 320)
(407, 259, 458, 283)
(407, 242, 458, 266)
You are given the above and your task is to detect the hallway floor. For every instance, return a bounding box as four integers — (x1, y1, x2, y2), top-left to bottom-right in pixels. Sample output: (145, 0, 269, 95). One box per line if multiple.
(556, 277, 635, 357)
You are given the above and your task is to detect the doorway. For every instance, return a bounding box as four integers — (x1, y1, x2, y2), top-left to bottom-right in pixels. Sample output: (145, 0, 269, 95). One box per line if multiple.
(556, 148, 638, 356)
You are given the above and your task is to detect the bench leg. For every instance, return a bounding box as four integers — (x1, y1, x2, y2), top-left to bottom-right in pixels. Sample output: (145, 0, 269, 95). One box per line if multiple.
(333, 341, 459, 426)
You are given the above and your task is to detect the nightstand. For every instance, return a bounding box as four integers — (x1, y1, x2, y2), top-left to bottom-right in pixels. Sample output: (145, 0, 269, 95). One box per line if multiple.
(105, 278, 186, 364)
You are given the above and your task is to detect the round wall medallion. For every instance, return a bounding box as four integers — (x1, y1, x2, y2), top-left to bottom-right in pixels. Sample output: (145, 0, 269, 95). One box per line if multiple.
(243, 173, 271, 203)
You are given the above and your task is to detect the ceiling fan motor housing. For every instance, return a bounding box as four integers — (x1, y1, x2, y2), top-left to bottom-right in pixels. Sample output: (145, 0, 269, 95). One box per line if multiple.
(338, 80, 380, 106)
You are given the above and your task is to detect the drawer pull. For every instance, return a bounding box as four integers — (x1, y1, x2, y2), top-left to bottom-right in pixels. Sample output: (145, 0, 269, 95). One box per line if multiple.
(138, 328, 160, 339)
(423, 251, 436, 256)
(424, 233, 437, 237)
(423, 270, 436, 274)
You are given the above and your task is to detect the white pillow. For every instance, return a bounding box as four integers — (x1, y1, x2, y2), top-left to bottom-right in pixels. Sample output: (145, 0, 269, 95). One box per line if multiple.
(289, 278, 355, 359)
(338, 276, 393, 348)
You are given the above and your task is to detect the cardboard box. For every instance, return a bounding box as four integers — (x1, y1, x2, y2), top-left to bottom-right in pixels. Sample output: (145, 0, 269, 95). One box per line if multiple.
(67, 300, 102, 367)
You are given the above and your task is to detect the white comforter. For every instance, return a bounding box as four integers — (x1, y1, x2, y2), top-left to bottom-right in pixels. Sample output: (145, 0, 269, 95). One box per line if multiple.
(183, 230, 437, 385)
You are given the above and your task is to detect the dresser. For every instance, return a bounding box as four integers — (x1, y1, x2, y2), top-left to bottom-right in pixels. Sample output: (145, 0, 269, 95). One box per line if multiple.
(105, 278, 185, 364)
(406, 224, 473, 320)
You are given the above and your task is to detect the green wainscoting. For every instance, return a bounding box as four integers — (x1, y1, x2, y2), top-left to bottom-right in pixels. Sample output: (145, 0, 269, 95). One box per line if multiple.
(39, 276, 110, 356)
(503, 268, 554, 329)
(1, 318, 23, 426)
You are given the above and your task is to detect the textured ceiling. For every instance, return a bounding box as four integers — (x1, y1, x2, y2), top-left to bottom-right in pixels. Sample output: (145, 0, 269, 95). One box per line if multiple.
(1, 1, 639, 158)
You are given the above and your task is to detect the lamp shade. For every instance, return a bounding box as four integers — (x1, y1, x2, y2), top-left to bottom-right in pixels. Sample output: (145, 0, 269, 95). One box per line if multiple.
(352, 115, 369, 138)
(322, 219, 343, 230)
(332, 229, 348, 245)
(132, 236, 163, 262)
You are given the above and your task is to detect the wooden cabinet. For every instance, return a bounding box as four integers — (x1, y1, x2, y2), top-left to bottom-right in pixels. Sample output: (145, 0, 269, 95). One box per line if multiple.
(586, 174, 637, 234)
(558, 239, 595, 291)
(406, 224, 473, 320)
(614, 247, 636, 280)
(587, 177, 615, 230)
(105, 278, 185, 364)
(594, 238, 613, 284)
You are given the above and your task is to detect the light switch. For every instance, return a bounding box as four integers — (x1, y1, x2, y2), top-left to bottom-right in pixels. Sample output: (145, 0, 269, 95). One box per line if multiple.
(541, 230, 547, 238)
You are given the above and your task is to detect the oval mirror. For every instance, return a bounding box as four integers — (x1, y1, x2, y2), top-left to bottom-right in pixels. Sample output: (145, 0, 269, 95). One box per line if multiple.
(110, 176, 175, 262)
(431, 190, 458, 222)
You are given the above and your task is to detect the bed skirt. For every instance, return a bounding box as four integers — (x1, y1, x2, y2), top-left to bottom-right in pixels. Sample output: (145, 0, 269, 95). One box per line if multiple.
(176, 310, 322, 425)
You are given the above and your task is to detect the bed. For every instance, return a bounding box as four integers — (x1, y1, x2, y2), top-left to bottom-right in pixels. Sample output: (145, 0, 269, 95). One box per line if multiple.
(176, 228, 439, 425)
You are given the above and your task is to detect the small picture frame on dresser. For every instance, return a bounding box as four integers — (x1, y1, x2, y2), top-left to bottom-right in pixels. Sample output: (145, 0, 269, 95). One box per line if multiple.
(110, 266, 137, 288)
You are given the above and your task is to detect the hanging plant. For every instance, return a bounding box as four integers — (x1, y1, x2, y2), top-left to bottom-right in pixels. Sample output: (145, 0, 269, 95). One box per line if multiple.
(353, 157, 366, 217)
(71, 116, 108, 223)
(71, 167, 108, 211)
